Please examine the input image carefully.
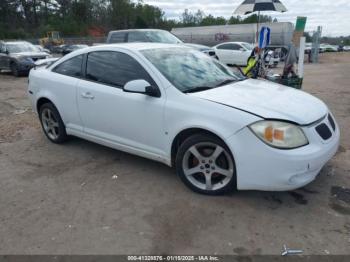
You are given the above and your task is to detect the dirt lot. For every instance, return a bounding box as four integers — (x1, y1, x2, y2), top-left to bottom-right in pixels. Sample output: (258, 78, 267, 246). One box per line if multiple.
(0, 53, 349, 255)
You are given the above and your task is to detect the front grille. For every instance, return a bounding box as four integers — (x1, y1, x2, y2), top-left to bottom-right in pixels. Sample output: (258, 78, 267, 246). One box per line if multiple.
(315, 123, 332, 140)
(328, 114, 336, 131)
(31, 57, 46, 61)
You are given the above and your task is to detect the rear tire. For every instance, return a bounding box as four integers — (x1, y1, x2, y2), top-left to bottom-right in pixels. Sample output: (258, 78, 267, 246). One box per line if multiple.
(175, 133, 236, 195)
(39, 103, 68, 144)
(10, 63, 20, 77)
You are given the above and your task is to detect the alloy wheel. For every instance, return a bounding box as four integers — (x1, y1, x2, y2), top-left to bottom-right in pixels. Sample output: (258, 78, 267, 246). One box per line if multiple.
(182, 142, 234, 191)
(41, 108, 60, 140)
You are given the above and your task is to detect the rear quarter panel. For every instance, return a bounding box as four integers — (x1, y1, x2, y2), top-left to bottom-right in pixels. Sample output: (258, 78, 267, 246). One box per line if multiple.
(29, 68, 83, 132)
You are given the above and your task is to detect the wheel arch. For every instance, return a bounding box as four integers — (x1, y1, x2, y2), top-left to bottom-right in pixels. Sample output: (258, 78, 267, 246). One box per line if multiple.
(36, 97, 54, 113)
(170, 127, 232, 167)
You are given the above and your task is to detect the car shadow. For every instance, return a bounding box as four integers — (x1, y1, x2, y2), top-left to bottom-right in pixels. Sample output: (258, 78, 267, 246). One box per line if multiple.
(54, 136, 330, 210)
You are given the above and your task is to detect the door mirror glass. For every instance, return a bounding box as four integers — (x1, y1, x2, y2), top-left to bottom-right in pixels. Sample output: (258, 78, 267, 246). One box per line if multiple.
(239, 48, 245, 51)
(123, 79, 160, 97)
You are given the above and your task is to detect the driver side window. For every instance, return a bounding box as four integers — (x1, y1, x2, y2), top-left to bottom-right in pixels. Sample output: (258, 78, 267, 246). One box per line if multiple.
(85, 51, 157, 88)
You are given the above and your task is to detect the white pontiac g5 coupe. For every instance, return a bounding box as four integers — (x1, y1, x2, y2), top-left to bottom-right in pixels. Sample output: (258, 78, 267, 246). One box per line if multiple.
(28, 43, 340, 195)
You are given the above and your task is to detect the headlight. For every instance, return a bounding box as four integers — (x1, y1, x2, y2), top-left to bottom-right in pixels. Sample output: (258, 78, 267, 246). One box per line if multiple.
(249, 121, 308, 149)
(19, 57, 33, 63)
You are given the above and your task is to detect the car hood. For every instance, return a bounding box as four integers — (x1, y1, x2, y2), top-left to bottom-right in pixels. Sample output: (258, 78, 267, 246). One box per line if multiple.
(189, 79, 328, 125)
(11, 52, 48, 58)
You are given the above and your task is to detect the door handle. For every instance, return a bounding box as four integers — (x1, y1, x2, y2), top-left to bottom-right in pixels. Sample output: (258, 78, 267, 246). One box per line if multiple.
(81, 92, 94, 100)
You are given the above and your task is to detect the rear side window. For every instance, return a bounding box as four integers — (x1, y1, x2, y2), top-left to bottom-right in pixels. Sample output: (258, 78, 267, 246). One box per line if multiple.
(217, 44, 241, 50)
(52, 55, 83, 77)
(231, 44, 241, 50)
(109, 32, 126, 43)
(128, 32, 148, 42)
(217, 44, 233, 50)
(85, 51, 156, 88)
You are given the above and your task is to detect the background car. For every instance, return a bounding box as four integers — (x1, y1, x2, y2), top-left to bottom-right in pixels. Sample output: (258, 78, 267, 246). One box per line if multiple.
(0, 41, 51, 76)
(106, 29, 216, 58)
(51, 44, 67, 54)
(61, 44, 89, 55)
(213, 42, 252, 66)
(320, 44, 338, 52)
(34, 45, 51, 54)
(213, 41, 279, 67)
(343, 46, 350, 51)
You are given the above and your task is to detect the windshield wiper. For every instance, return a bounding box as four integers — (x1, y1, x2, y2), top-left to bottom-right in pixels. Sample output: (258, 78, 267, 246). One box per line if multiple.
(215, 79, 238, 87)
(184, 86, 214, 93)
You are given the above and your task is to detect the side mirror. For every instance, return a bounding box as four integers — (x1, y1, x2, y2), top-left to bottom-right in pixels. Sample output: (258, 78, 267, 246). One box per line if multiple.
(123, 79, 160, 98)
(239, 48, 245, 52)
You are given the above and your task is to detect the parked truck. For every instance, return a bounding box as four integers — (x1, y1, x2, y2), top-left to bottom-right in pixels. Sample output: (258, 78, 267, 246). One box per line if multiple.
(171, 22, 294, 58)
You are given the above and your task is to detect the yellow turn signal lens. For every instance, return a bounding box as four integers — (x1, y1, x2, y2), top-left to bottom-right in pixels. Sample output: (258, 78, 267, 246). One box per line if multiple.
(264, 126, 273, 142)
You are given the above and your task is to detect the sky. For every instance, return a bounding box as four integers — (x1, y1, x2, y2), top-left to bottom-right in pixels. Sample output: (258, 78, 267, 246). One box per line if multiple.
(140, 0, 350, 37)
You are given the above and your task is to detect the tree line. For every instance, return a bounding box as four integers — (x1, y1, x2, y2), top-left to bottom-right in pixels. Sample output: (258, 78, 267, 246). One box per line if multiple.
(0, 0, 276, 39)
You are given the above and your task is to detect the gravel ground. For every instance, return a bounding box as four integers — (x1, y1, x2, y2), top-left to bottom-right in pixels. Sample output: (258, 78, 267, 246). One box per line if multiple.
(0, 52, 349, 255)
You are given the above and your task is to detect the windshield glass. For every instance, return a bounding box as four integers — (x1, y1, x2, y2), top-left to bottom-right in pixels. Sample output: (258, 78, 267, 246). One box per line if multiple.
(144, 31, 183, 44)
(141, 48, 245, 93)
(6, 42, 38, 53)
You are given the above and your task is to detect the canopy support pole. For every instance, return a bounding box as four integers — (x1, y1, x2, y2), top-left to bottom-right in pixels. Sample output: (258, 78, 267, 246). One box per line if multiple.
(256, 11, 260, 43)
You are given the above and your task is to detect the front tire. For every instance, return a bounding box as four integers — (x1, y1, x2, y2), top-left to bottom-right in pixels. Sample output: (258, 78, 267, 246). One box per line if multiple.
(175, 134, 236, 195)
(39, 103, 68, 144)
(10, 63, 20, 77)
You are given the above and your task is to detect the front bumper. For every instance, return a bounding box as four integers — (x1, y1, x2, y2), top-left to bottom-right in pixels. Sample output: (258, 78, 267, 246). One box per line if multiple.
(226, 114, 340, 191)
(18, 61, 35, 72)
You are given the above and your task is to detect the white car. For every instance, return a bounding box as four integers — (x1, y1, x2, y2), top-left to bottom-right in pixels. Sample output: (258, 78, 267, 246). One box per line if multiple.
(28, 43, 339, 195)
(213, 42, 253, 66)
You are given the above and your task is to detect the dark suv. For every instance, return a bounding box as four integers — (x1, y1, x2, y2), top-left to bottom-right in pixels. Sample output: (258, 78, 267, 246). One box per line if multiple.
(0, 41, 51, 76)
(106, 29, 216, 57)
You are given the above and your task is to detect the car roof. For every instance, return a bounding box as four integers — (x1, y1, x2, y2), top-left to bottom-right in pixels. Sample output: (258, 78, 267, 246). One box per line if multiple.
(217, 42, 251, 45)
(108, 29, 167, 34)
(84, 42, 185, 52)
(50, 43, 191, 69)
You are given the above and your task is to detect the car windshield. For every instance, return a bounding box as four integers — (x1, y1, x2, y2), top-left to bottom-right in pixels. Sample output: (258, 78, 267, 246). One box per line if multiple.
(141, 47, 245, 93)
(144, 31, 183, 44)
(6, 42, 37, 53)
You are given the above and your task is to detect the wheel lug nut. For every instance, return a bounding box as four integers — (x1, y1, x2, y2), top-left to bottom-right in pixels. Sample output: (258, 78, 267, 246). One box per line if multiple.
(206, 170, 210, 174)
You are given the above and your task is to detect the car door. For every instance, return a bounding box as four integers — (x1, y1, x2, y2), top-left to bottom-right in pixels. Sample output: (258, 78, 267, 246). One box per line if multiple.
(49, 55, 85, 132)
(77, 50, 166, 157)
(217, 43, 244, 65)
(215, 44, 233, 65)
(230, 43, 248, 65)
